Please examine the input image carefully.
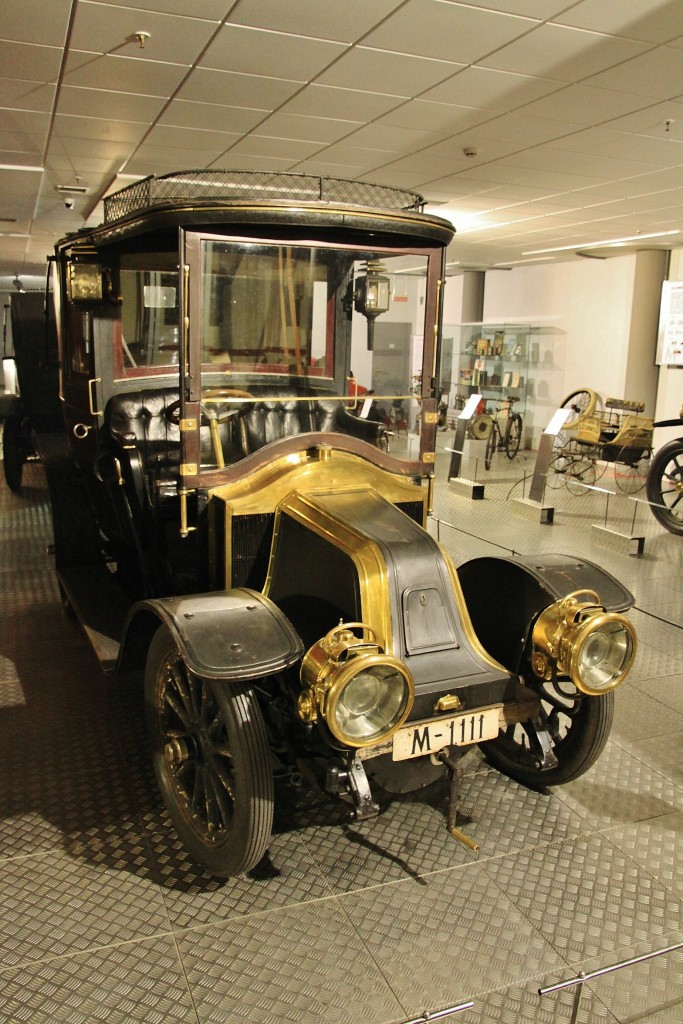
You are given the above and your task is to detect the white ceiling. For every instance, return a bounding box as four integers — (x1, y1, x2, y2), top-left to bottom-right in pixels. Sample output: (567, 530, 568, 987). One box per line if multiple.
(3, 0, 683, 283)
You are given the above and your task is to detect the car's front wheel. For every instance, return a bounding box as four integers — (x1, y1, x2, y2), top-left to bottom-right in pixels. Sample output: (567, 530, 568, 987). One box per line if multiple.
(144, 627, 274, 877)
(481, 679, 614, 788)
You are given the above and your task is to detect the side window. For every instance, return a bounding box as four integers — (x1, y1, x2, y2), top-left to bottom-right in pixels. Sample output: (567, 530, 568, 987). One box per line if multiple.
(116, 255, 179, 378)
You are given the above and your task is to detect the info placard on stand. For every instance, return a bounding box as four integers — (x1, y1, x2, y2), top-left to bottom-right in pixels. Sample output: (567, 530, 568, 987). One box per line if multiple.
(448, 394, 485, 500)
(512, 407, 572, 524)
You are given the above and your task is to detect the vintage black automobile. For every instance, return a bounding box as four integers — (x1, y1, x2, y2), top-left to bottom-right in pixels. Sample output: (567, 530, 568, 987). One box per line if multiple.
(42, 170, 636, 876)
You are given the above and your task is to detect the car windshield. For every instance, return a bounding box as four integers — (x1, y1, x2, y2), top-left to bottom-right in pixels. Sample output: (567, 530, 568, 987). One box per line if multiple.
(195, 237, 431, 465)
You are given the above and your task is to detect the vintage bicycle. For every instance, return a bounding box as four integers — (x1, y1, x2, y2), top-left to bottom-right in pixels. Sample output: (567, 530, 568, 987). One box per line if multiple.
(474, 396, 523, 469)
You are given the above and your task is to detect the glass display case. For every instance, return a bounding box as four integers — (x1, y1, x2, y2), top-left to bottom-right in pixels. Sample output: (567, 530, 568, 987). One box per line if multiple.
(446, 321, 536, 417)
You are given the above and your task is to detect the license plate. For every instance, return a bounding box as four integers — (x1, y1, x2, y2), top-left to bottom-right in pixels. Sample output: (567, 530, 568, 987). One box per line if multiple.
(392, 705, 502, 761)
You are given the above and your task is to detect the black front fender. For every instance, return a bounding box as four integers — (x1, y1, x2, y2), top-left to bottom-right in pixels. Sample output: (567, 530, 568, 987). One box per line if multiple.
(117, 587, 303, 681)
(457, 553, 634, 672)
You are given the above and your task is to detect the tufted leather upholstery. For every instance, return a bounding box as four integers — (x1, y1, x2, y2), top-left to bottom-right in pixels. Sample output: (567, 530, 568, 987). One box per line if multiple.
(238, 391, 386, 455)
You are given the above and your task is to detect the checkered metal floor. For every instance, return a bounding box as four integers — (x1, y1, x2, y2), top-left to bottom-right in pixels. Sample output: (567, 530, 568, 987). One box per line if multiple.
(1, 443, 682, 1024)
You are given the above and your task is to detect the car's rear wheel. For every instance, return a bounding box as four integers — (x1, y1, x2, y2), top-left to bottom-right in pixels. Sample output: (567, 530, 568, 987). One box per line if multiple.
(145, 627, 274, 877)
(2, 417, 24, 492)
(481, 681, 614, 788)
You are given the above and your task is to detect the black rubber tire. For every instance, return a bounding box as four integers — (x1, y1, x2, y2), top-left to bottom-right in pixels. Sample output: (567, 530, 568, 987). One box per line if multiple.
(560, 388, 598, 428)
(505, 413, 522, 460)
(481, 683, 614, 788)
(646, 438, 683, 535)
(144, 627, 274, 877)
(2, 417, 24, 492)
(484, 427, 496, 470)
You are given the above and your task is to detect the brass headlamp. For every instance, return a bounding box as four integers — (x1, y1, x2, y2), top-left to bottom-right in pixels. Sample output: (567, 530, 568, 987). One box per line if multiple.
(299, 622, 414, 747)
(531, 590, 636, 696)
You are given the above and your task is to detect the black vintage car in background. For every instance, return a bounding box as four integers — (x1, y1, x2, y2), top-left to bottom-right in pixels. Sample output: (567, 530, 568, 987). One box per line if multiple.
(34, 170, 637, 876)
(0, 292, 61, 491)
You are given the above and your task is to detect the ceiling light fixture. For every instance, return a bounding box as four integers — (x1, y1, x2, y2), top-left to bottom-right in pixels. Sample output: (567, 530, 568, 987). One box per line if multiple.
(524, 230, 681, 256)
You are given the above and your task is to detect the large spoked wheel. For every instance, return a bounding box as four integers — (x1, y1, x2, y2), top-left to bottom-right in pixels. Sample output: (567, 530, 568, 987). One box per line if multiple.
(646, 438, 683, 535)
(566, 455, 596, 495)
(484, 427, 497, 470)
(145, 627, 274, 877)
(504, 413, 522, 460)
(615, 444, 651, 494)
(560, 388, 599, 429)
(2, 417, 25, 492)
(481, 680, 614, 788)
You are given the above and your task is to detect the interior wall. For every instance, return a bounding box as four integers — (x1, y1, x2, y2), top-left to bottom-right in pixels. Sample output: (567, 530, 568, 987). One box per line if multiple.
(654, 246, 683, 447)
(482, 256, 637, 413)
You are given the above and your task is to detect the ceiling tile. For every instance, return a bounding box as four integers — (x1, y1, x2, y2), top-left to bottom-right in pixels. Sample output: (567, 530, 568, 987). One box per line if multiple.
(293, 157, 379, 178)
(317, 47, 465, 97)
(281, 85, 404, 121)
(53, 114, 149, 145)
(362, 0, 536, 64)
(551, 0, 683, 45)
(0, 134, 45, 159)
(341, 122, 445, 155)
(223, 135, 322, 161)
(0, 41, 63, 82)
(199, 25, 346, 79)
(58, 85, 165, 123)
(585, 45, 683, 98)
(421, 65, 562, 109)
(176, 68, 302, 110)
(604, 99, 683, 135)
(160, 99, 268, 133)
(228, 0, 404, 43)
(520, 84, 659, 126)
(63, 50, 189, 95)
(69, 4, 219, 64)
(142, 124, 241, 151)
(90, 0, 229, 17)
(376, 100, 493, 134)
(0, 78, 56, 113)
(0, 0, 71, 47)
(122, 146, 229, 175)
(255, 112, 362, 144)
(455, 0, 576, 15)
(480, 23, 649, 80)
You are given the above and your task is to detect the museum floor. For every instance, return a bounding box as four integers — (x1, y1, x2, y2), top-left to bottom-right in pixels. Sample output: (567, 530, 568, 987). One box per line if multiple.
(0, 439, 681, 1024)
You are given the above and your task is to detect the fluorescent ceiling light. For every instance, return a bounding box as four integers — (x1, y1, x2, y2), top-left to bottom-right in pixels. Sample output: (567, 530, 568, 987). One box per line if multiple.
(492, 257, 556, 267)
(0, 164, 43, 173)
(524, 230, 681, 255)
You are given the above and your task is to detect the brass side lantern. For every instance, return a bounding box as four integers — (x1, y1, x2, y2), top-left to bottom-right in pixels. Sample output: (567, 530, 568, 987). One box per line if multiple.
(354, 262, 390, 351)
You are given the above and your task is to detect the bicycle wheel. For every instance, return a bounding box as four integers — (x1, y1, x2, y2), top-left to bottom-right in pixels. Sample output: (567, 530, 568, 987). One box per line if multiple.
(484, 426, 497, 470)
(504, 413, 522, 459)
(560, 389, 599, 429)
(566, 456, 596, 495)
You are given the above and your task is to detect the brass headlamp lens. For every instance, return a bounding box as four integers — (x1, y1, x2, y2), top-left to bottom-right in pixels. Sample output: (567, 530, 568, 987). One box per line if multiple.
(532, 591, 636, 696)
(300, 622, 414, 747)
